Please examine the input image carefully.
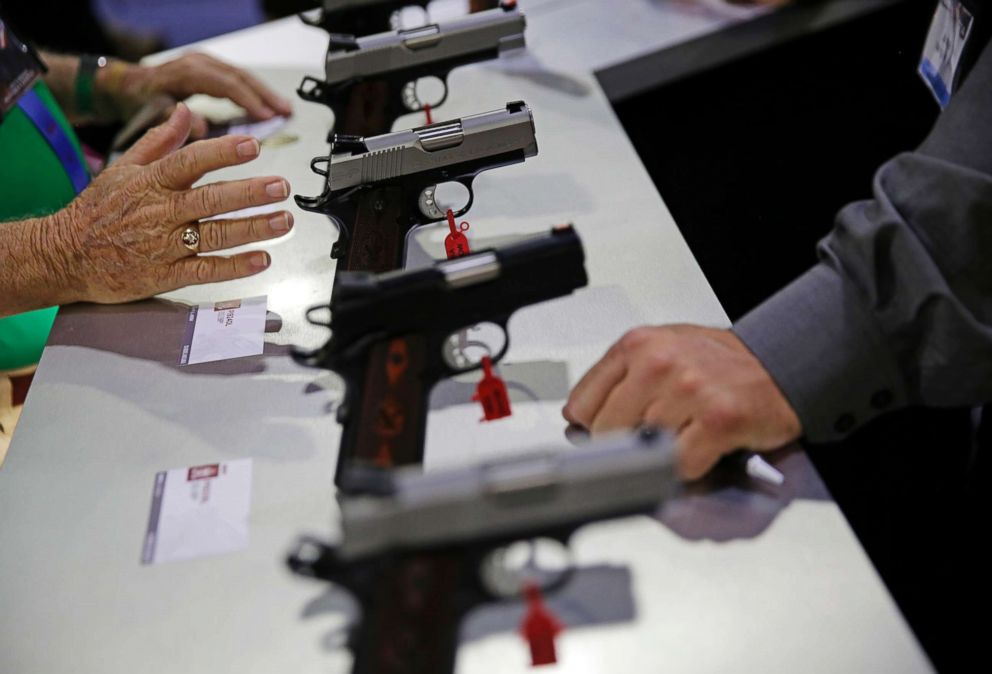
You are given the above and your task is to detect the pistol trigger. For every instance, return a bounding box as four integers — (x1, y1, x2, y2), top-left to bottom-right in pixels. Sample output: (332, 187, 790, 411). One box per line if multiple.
(418, 185, 445, 220)
(401, 80, 420, 112)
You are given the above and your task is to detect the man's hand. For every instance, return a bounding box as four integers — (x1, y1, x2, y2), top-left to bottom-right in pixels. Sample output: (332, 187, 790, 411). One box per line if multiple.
(97, 53, 293, 136)
(46, 104, 292, 304)
(562, 325, 802, 480)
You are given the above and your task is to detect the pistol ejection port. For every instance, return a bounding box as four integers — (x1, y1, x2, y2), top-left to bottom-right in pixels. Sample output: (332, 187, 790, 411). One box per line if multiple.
(401, 24, 442, 50)
(415, 121, 464, 152)
(442, 252, 500, 288)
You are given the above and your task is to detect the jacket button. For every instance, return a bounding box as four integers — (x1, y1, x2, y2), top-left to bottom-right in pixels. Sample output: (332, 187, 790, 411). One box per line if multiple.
(871, 389, 893, 410)
(834, 413, 856, 434)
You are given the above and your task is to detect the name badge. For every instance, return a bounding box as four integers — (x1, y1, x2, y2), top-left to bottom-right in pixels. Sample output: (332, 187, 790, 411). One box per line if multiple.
(919, 0, 975, 108)
(0, 18, 44, 119)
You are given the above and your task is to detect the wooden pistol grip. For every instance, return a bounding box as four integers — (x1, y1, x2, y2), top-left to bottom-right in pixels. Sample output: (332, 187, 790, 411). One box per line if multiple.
(337, 335, 430, 478)
(337, 185, 409, 275)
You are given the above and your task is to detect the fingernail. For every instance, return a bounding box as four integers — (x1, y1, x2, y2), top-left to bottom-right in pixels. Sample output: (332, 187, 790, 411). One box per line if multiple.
(237, 138, 260, 158)
(259, 106, 275, 119)
(250, 251, 270, 270)
(269, 212, 292, 233)
(265, 179, 289, 199)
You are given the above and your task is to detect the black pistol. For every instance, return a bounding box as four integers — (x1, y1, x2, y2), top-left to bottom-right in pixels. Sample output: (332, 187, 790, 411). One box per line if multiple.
(294, 225, 588, 492)
(287, 428, 679, 674)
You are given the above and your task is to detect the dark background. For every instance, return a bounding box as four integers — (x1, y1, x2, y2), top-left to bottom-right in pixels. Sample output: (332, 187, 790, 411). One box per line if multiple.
(613, 2, 987, 672)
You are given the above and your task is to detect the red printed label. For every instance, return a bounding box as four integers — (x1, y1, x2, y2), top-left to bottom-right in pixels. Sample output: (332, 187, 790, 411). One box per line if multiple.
(187, 464, 220, 481)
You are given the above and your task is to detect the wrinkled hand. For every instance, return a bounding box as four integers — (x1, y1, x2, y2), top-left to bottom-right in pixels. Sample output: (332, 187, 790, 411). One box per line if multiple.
(50, 104, 293, 304)
(562, 325, 802, 480)
(100, 53, 293, 137)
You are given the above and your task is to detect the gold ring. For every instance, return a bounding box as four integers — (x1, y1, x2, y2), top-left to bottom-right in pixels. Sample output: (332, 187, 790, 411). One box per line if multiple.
(180, 226, 200, 252)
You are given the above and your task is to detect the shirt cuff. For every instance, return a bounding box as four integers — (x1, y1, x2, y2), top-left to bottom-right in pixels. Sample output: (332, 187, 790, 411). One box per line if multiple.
(732, 263, 909, 442)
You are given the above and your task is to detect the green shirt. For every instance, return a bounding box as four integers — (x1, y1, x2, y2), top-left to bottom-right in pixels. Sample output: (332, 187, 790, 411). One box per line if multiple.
(0, 80, 87, 370)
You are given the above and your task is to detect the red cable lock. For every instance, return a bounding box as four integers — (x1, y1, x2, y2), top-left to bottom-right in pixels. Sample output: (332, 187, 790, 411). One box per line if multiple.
(520, 582, 563, 667)
(473, 356, 511, 422)
(444, 209, 472, 259)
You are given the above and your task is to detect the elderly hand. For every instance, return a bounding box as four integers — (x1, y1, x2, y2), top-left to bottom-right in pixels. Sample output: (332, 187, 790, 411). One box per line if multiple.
(46, 104, 292, 304)
(98, 52, 293, 137)
(562, 325, 802, 480)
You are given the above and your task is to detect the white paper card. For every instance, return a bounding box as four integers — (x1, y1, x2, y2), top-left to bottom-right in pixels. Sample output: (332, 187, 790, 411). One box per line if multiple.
(142, 459, 252, 565)
(224, 115, 288, 139)
(180, 296, 267, 366)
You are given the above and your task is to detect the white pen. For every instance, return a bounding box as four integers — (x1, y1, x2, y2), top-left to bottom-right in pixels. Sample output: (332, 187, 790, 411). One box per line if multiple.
(737, 452, 786, 486)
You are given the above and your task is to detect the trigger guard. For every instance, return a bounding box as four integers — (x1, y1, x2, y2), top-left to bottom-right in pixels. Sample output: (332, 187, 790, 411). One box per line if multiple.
(440, 324, 509, 378)
(489, 329, 510, 364)
(538, 562, 576, 597)
(433, 79, 450, 109)
(418, 181, 474, 221)
(448, 181, 476, 220)
(442, 337, 493, 375)
(478, 539, 576, 600)
(401, 77, 450, 113)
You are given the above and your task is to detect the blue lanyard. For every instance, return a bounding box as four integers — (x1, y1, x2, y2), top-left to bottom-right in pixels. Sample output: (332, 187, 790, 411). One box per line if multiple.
(16, 88, 90, 195)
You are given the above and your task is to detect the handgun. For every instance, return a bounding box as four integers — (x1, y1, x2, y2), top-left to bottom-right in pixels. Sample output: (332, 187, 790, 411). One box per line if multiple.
(295, 100, 537, 274)
(294, 225, 588, 491)
(302, 0, 432, 37)
(298, 2, 526, 135)
(286, 427, 679, 674)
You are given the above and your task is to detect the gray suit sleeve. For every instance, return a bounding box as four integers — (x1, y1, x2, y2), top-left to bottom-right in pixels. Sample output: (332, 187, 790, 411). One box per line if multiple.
(733, 37, 992, 442)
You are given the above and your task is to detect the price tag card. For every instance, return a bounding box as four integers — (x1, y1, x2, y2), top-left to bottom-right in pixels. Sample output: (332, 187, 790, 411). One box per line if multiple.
(180, 296, 266, 366)
(205, 115, 288, 140)
(141, 459, 253, 565)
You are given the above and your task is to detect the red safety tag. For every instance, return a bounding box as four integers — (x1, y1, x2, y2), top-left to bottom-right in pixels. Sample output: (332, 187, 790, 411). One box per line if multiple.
(519, 582, 563, 667)
(444, 208, 472, 259)
(473, 356, 511, 421)
(424, 102, 433, 125)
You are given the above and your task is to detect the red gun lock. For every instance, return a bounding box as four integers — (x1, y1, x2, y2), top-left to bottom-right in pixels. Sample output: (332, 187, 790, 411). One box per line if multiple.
(473, 356, 511, 422)
(444, 208, 472, 259)
(520, 582, 563, 666)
